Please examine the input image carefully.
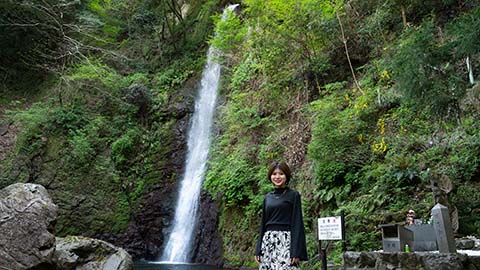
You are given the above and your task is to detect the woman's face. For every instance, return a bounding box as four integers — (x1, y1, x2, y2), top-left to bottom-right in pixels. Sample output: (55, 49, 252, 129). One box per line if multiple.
(270, 168, 287, 188)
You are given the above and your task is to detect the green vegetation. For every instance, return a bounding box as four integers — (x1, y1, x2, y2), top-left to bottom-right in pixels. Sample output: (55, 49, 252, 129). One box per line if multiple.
(1, 0, 480, 267)
(1, 0, 219, 237)
(204, 0, 480, 266)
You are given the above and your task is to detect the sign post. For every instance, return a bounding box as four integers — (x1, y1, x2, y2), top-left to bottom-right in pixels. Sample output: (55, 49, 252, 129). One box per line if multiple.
(318, 214, 345, 270)
(341, 211, 346, 252)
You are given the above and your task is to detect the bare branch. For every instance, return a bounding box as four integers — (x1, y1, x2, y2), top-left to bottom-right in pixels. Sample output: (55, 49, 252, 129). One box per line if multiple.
(336, 10, 363, 94)
(0, 23, 40, 27)
(1, 0, 129, 78)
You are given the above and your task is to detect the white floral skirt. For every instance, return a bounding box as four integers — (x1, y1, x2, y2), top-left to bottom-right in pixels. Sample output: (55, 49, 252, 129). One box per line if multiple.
(259, 230, 300, 270)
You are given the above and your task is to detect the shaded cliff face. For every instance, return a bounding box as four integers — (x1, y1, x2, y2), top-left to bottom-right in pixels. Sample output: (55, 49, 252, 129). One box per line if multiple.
(95, 86, 223, 264)
(120, 145, 223, 265)
(191, 191, 223, 266)
(109, 181, 177, 260)
(95, 96, 193, 260)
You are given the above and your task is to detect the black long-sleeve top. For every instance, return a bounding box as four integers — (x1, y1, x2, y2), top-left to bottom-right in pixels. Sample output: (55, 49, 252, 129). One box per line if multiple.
(254, 187, 308, 261)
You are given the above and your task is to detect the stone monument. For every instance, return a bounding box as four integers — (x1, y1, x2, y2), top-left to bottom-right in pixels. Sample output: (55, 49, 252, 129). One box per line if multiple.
(431, 203, 456, 253)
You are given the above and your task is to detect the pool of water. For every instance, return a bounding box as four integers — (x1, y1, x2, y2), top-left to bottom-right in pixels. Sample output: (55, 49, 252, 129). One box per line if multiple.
(134, 261, 220, 270)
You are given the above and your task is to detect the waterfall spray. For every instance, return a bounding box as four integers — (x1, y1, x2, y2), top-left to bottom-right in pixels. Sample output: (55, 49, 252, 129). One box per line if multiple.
(160, 4, 239, 263)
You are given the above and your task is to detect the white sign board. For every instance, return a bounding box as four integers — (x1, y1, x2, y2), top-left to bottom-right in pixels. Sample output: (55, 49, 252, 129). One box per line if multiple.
(318, 216, 343, 240)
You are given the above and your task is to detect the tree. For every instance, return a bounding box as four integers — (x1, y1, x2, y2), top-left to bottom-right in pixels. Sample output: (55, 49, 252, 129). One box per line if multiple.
(0, 0, 82, 81)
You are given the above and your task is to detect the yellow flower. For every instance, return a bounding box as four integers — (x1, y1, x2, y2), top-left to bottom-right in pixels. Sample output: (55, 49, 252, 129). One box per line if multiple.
(378, 118, 385, 135)
(358, 134, 364, 144)
(380, 70, 390, 80)
(372, 138, 387, 153)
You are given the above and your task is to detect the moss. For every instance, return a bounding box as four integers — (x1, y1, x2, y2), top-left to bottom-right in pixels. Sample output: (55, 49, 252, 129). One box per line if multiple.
(219, 207, 258, 267)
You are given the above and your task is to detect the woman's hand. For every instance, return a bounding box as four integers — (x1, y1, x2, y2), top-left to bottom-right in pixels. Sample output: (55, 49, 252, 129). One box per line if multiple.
(255, 255, 261, 263)
(291, 257, 300, 266)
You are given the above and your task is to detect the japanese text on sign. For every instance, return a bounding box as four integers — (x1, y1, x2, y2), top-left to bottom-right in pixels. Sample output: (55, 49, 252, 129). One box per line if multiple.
(318, 216, 343, 240)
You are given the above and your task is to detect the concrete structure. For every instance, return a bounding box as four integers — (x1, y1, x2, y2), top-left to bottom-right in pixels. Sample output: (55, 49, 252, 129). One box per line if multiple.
(407, 224, 437, 251)
(379, 224, 414, 252)
(432, 203, 456, 253)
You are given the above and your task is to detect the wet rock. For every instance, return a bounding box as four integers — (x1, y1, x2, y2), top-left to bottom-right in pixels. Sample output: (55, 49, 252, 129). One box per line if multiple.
(54, 236, 133, 270)
(123, 181, 177, 260)
(168, 101, 194, 120)
(0, 183, 58, 269)
(94, 179, 177, 261)
(191, 191, 223, 266)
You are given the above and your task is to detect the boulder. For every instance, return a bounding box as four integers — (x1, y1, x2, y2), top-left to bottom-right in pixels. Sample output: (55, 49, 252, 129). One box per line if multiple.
(456, 238, 475, 250)
(467, 236, 480, 250)
(54, 236, 133, 270)
(0, 183, 58, 269)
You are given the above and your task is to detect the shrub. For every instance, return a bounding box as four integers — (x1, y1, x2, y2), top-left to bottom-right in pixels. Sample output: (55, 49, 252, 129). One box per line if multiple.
(111, 128, 141, 167)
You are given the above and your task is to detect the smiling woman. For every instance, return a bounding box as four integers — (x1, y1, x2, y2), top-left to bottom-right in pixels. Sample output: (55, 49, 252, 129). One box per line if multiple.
(254, 162, 308, 270)
(269, 162, 289, 189)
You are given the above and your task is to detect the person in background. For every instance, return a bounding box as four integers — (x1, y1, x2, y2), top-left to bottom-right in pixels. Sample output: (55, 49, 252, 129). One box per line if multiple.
(254, 161, 308, 270)
(406, 209, 415, 225)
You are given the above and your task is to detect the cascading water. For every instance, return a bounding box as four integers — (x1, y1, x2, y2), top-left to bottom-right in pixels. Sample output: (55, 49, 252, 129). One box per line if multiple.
(160, 4, 239, 263)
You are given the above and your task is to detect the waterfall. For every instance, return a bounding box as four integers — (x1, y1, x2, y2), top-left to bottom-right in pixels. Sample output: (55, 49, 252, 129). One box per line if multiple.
(160, 4, 238, 263)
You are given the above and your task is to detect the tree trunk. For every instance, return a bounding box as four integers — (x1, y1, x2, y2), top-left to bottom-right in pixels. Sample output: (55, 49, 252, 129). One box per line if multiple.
(400, 1, 407, 28)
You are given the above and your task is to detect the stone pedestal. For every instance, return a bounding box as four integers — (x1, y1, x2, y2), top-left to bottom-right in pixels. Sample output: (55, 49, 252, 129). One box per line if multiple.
(431, 203, 456, 253)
